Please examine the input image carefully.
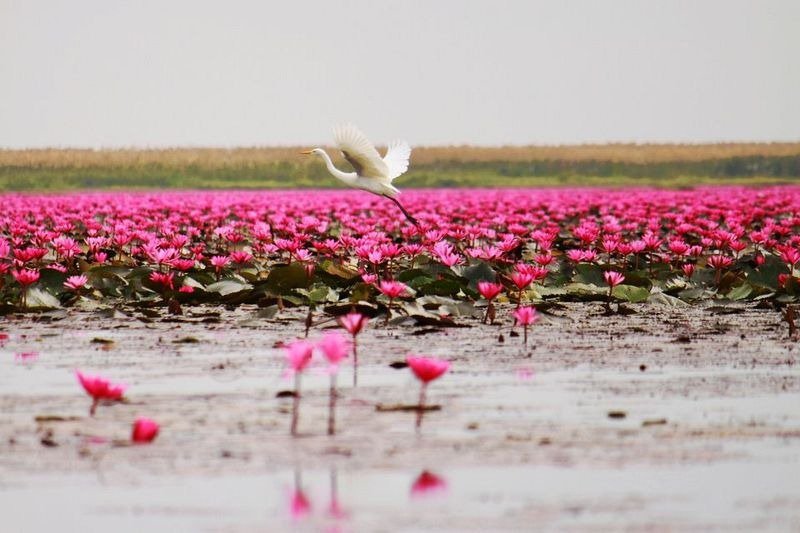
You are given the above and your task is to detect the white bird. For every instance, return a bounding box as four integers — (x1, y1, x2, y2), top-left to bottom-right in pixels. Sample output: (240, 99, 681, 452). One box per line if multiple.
(302, 124, 418, 225)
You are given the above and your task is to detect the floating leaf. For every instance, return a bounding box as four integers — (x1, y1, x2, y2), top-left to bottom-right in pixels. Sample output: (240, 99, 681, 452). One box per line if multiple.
(205, 279, 253, 296)
(462, 261, 497, 289)
(647, 292, 689, 307)
(25, 288, 61, 309)
(612, 284, 650, 303)
(726, 282, 753, 301)
(264, 263, 309, 294)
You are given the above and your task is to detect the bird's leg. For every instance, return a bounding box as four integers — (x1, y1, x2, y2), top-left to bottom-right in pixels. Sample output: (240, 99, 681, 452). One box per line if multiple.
(384, 195, 419, 227)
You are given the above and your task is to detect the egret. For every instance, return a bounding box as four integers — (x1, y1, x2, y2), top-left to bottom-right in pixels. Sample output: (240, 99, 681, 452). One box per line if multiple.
(302, 124, 418, 225)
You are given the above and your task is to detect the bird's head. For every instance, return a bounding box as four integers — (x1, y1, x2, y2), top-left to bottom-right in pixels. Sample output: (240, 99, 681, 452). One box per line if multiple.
(300, 148, 323, 157)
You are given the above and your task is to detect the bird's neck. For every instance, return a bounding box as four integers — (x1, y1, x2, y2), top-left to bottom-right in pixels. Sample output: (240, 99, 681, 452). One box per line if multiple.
(318, 150, 356, 184)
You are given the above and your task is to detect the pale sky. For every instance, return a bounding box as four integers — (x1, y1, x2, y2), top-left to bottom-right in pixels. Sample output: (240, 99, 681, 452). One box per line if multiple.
(1, 0, 798, 148)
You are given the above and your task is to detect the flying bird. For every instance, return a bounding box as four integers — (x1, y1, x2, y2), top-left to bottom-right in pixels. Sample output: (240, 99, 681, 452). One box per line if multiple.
(302, 124, 418, 225)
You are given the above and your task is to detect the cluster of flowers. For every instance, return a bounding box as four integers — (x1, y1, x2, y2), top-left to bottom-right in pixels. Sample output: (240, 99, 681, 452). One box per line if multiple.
(75, 370, 159, 444)
(284, 311, 451, 435)
(1, 187, 798, 310)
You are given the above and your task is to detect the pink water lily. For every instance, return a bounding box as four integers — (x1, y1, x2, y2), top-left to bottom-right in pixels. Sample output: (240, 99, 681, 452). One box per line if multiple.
(378, 280, 410, 324)
(411, 470, 448, 498)
(12, 268, 39, 308)
(406, 355, 450, 431)
(512, 306, 538, 349)
(283, 340, 314, 436)
(338, 311, 368, 386)
(0, 187, 798, 324)
(64, 274, 88, 291)
(603, 271, 626, 312)
(378, 280, 409, 299)
(477, 281, 503, 324)
(318, 332, 350, 436)
(131, 417, 160, 444)
(76, 370, 127, 416)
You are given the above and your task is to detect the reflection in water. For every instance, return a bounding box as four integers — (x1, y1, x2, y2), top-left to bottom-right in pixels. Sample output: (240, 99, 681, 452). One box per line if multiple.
(327, 467, 348, 520)
(288, 468, 350, 526)
(14, 351, 39, 364)
(410, 470, 448, 499)
(289, 470, 311, 520)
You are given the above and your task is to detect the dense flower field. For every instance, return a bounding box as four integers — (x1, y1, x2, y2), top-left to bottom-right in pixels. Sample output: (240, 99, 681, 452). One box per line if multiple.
(1, 187, 799, 316)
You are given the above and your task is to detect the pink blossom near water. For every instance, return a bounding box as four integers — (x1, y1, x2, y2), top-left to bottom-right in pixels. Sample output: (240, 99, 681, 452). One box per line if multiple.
(406, 355, 451, 383)
(410, 470, 449, 498)
(75, 370, 127, 402)
(512, 306, 539, 326)
(318, 332, 350, 371)
(284, 340, 314, 374)
(131, 417, 160, 443)
(338, 312, 368, 336)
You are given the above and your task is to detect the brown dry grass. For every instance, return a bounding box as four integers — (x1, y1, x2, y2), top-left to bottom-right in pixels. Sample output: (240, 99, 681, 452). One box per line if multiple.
(2, 142, 799, 169)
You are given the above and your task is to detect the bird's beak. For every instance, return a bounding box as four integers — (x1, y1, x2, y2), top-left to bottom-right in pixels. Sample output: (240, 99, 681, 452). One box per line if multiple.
(300, 150, 313, 155)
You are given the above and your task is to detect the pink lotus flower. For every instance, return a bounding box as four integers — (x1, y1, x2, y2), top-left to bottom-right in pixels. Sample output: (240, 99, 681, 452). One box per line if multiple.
(131, 417, 160, 444)
(707, 254, 733, 287)
(411, 470, 448, 498)
(170, 258, 195, 271)
(338, 312, 368, 386)
(379, 280, 410, 324)
(603, 271, 625, 312)
(284, 340, 314, 436)
(378, 280, 409, 299)
(407, 355, 450, 431)
(509, 271, 534, 290)
(407, 355, 450, 383)
(338, 311, 368, 336)
(64, 274, 88, 291)
(477, 280, 503, 324)
(682, 263, 695, 278)
(230, 250, 253, 265)
(76, 370, 127, 416)
(285, 340, 314, 374)
(512, 305, 538, 326)
(603, 271, 625, 287)
(13, 268, 40, 287)
(477, 281, 503, 300)
(512, 306, 538, 348)
(707, 254, 733, 270)
(431, 241, 461, 267)
(210, 255, 230, 276)
(319, 332, 349, 368)
(781, 248, 800, 276)
(149, 271, 174, 291)
(318, 332, 350, 435)
(509, 270, 534, 307)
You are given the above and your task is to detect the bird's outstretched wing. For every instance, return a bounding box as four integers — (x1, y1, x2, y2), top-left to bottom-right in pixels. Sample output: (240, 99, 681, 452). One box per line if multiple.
(383, 140, 411, 181)
(333, 124, 389, 181)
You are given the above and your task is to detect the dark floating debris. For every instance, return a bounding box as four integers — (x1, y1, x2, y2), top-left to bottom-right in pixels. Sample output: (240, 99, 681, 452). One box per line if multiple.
(173, 336, 201, 344)
(375, 403, 441, 413)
